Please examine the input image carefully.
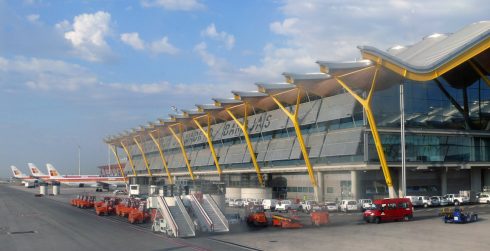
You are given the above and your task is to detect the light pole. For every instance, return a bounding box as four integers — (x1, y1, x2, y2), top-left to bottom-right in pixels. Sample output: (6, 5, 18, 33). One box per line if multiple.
(78, 145, 81, 176)
(400, 82, 406, 197)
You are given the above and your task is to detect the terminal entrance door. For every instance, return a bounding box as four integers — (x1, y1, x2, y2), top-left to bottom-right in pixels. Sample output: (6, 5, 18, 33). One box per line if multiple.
(270, 177, 287, 199)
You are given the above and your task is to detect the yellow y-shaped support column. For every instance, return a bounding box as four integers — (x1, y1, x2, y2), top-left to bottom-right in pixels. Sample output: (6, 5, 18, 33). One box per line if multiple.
(270, 89, 317, 187)
(193, 114, 222, 175)
(334, 66, 396, 198)
(120, 141, 137, 177)
(108, 144, 128, 183)
(168, 123, 195, 180)
(469, 60, 490, 87)
(149, 130, 173, 184)
(133, 136, 153, 177)
(225, 105, 264, 186)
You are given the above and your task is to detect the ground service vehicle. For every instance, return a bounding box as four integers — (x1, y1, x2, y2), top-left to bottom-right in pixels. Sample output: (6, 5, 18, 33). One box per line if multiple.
(71, 195, 82, 206)
(78, 195, 96, 208)
(96, 198, 120, 216)
(246, 204, 268, 227)
(310, 211, 329, 226)
(442, 208, 478, 223)
(272, 215, 303, 229)
(117, 198, 138, 217)
(128, 201, 150, 224)
(363, 198, 413, 224)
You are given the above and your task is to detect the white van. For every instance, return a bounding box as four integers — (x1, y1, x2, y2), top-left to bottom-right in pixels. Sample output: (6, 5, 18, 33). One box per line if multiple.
(262, 199, 278, 211)
(339, 200, 358, 212)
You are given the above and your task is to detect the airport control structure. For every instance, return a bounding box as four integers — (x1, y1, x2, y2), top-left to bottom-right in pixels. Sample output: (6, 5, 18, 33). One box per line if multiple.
(105, 21, 490, 202)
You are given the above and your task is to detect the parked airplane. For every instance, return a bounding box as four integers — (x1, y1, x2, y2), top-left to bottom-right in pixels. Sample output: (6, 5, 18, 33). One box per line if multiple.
(28, 163, 50, 180)
(46, 163, 126, 188)
(10, 165, 38, 186)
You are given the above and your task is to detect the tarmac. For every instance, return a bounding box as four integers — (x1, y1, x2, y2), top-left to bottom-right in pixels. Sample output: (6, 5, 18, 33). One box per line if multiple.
(2, 184, 490, 251)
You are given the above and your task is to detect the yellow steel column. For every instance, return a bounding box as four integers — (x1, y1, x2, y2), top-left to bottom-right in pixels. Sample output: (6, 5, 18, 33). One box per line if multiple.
(225, 105, 264, 186)
(168, 123, 195, 180)
(133, 136, 153, 177)
(108, 144, 128, 183)
(193, 114, 222, 175)
(149, 130, 173, 184)
(270, 89, 317, 187)
(120, 141, 137, 177)
(333, 66, 396, 198)
(469, 60, 490, 87)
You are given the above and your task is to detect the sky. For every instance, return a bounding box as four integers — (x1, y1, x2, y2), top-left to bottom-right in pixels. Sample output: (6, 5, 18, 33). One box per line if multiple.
(1, 0, 489, 178)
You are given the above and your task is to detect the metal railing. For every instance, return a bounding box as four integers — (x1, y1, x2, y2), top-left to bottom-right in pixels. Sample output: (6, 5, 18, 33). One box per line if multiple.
(190, 194, 214, 232)
(157, 196, 178, 237)
(203, 194, 229, 231)
(174, 196, 195, 236)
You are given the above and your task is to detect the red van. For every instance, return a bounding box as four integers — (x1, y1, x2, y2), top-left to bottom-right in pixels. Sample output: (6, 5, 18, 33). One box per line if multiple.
(363, 198, 413, 224)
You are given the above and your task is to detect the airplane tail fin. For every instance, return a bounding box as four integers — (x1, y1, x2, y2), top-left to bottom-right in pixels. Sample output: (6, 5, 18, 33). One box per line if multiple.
(11, 165, 25, 178)
(46, 163, 62, 178)
(28, 163, 46, 177)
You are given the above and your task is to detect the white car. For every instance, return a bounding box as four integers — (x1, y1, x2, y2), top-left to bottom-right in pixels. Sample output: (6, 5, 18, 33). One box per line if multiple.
(478, 194, 490, 203)
(339, 200, 358, 212)
(324, 201, 338, 212)
(358, 199, 372, 211)
(262, 199, 278, 211)
(275, 200, 301, 212)
(301, 200, 322, 212)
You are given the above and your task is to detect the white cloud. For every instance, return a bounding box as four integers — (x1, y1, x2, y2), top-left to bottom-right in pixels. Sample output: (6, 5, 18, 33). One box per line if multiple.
(270, 18, 299, 35)
(201, 23, 235, 50)
(60, 11, 113, 62)
(193, 42, 229, 70)
(149, 36, 179, 55)
(107, 82, 170, 94)
(26, 14, 40, 23)
(141, 0, 204, 11)
(120, 32, 145, 50)
(0, 56, 97, 91)
(240, 0, 490, 84)
(120, 32, 179, 55)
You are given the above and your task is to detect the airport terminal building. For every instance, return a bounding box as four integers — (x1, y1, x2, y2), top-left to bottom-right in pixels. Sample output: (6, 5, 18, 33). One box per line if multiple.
(105, 21, 490, 202)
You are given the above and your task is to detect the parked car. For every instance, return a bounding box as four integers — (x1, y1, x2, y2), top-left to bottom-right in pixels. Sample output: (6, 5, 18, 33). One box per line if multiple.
(478, 193, 490, 204)
(363, 198, 414, 224)
(324, 201, 338, 212)
(262, 199, 278, 211)
(339, 200, 358, 212)
(434, 196, 450, 206)
(444, 194, 470, 206)
(358, 199, 373, 211)
(234, 199, 244, 207)
(301, 200, 323, 212)
(275, 200, 301, 212)
(113, 189, 127, 195)
(428, 196, 441, 207)
(405, 196, 430, 207)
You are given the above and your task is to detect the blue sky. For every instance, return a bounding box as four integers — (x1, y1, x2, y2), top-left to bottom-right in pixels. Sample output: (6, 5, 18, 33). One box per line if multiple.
(1, 0, 489, 177)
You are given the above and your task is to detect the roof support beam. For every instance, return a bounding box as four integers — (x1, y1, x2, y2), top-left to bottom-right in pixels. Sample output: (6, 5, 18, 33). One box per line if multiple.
(133, 136, 153, 178)
(120, 141, 137, 177)
(108, 144, 128, 183)
(469, 60, 490, 88)
(193, 114, 222, 176)
(270, 89, 317, 188)
(149, 130, 173, 184)
(333, 65, 396, 198)
(168, 123, 195, 180)
(225, 105, 264, 187)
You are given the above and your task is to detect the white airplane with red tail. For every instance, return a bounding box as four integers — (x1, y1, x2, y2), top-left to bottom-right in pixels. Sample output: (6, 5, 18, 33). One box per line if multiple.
(46, 163, 126, 188)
